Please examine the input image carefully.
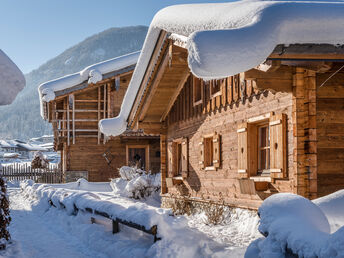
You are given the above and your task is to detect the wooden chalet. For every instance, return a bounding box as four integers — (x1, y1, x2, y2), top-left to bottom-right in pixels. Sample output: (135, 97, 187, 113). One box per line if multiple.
(121, 32, 344, 209)
(39, 54, 160, 182)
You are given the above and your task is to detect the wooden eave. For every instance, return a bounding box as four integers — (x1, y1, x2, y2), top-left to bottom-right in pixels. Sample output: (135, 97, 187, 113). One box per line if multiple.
(127, 38, 189, 130)
(267, 44, 344, 61)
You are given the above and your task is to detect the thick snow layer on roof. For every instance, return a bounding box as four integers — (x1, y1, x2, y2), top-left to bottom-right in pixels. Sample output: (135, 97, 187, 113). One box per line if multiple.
(99, 0, 344, 136)
(0, 50, 25, 105)
(245, 192, 344, 257)
(38, 51, 140, 118)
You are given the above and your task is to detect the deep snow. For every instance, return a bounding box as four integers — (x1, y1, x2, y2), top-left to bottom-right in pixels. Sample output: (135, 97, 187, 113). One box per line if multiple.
(245, 192, 344, 258)
(2, 179, 260, 258)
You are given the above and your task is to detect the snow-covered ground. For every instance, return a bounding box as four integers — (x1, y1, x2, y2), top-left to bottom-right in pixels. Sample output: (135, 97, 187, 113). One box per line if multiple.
(1, 173, 260, 258)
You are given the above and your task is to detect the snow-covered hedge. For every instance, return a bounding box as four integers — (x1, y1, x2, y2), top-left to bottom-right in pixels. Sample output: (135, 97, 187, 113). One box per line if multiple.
(245, 192, 344, 258)
(111, 166, 160, 199)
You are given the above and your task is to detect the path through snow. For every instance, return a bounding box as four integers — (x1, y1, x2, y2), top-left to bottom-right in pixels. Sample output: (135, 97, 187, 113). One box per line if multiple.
(7, 187, 107, 258)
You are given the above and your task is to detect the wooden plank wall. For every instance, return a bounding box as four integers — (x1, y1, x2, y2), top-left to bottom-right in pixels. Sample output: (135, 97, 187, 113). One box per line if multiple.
(165, 72, 294, 209)
(50, 73, 161, 182)
(167, 75, 259, 125)
(316, 63, 344, 197)
(66, 137, 160, 182)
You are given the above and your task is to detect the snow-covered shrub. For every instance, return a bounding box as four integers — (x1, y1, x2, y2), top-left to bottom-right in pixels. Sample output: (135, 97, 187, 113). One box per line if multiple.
(31, 151, 49, 169)
(0, 177, 11, 249)
(111, 166, 160, 199)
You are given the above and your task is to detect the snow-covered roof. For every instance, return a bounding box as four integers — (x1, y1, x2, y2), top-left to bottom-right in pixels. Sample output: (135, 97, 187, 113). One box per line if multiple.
(0, 139, 47, 151)
(0, 50, 25, 105)
(99, 0, 344, 136)
(38, 51, 140, 118)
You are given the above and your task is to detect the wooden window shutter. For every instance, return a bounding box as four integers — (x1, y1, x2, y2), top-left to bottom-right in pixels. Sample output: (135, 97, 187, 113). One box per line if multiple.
(237, 123, 249, 178)
(167, 142, 173, 178)
(199, 137, 205, 169)
(269, 113, 287, 178)
(172, 142, 178, 176)
(213, 133, 221, 169)
(181, 138, 188, 178)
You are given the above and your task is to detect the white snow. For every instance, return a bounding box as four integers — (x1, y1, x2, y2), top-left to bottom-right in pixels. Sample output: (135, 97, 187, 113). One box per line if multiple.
(99, 0, 344, 136)
(0, 50, 25, 106)
(314, 190, 344, 232)
(6, 178, 259, 258)
(111, 166, 161, 200)
(245, 191, 344, 258)
(38, 51, 140, 118)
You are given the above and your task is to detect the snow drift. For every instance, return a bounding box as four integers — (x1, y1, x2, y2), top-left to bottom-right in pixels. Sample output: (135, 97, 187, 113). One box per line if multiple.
(19, 179, 249, 257)
(246, 191, 344, 258)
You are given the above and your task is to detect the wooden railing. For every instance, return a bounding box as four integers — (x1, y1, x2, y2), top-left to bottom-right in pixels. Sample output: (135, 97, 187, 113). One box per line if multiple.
(0, 163, 63, 184)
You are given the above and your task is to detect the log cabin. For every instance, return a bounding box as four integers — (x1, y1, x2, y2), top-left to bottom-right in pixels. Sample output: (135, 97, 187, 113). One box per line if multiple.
(38, 52, 160, 182)
(99, 2, 344, 209)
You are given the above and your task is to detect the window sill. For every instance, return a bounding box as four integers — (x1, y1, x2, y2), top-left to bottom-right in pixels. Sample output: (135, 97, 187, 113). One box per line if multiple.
(172, 176, 183, 181)
(205, 166, 216, 171)
(250, 176, 271, 183)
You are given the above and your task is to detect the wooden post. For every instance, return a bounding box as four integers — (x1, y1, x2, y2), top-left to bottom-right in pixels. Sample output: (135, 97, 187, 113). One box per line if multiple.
(67, 95, 70, 146)
(72, 94, 75, 144)
(103, 84, 106, 144)
(97, 86, 101, 145)
(112, 219, 119, 234)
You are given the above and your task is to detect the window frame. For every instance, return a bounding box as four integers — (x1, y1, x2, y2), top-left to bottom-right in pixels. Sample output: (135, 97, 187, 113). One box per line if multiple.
(210, 80, 222, 98)
(193, 76, 203, 106)
(257, 122, 271, 175)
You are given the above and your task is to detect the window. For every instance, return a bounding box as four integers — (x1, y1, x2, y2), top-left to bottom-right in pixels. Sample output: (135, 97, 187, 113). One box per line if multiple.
(126, 145, 149, 171)
(193, 76, 203, 106)
(210, 80, 222, 97)
(199, 133, 221, 170)
(258, 124, 270, 174)
(204, 137, 214, 167)
(237, 113, 287, 179)
(168, 138, 188, 178)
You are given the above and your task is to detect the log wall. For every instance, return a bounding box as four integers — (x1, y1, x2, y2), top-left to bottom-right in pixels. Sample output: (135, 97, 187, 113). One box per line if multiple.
(66, 137, 160, 182)
(165, 73, 294, 209)
(316, 63, 344, 197)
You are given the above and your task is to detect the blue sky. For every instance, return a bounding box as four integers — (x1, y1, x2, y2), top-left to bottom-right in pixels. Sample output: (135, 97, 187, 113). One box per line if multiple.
(0, 0, 230, 74)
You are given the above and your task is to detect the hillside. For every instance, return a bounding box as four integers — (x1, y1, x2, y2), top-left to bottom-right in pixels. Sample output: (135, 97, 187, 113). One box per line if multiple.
(0, 26, 148, 140)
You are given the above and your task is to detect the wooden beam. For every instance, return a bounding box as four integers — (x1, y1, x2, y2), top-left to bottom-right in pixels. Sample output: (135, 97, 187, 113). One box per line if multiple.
(138, 46, 170, 122)
(268, 44, 344, 61)
(67, 96, 70, 146)
(72, 94, 75, 144)
(98, 86, 101, 144)
(160, 72, 190, 122)
(134, 121, 162, 135)
(103, 84, 106, 144)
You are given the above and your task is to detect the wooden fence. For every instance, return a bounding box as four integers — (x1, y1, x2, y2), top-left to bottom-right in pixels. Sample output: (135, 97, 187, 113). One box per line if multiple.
(0, 163, 63, 184)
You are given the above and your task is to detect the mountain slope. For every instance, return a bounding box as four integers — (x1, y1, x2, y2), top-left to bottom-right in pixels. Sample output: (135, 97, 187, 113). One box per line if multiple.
(0, 26, 148, 140)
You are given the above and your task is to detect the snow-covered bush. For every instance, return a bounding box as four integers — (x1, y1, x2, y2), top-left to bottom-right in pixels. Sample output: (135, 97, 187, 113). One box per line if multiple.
(31, 151, 49, 169)
(111, 166, 160, 199)
(0, 177, 11, 249)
